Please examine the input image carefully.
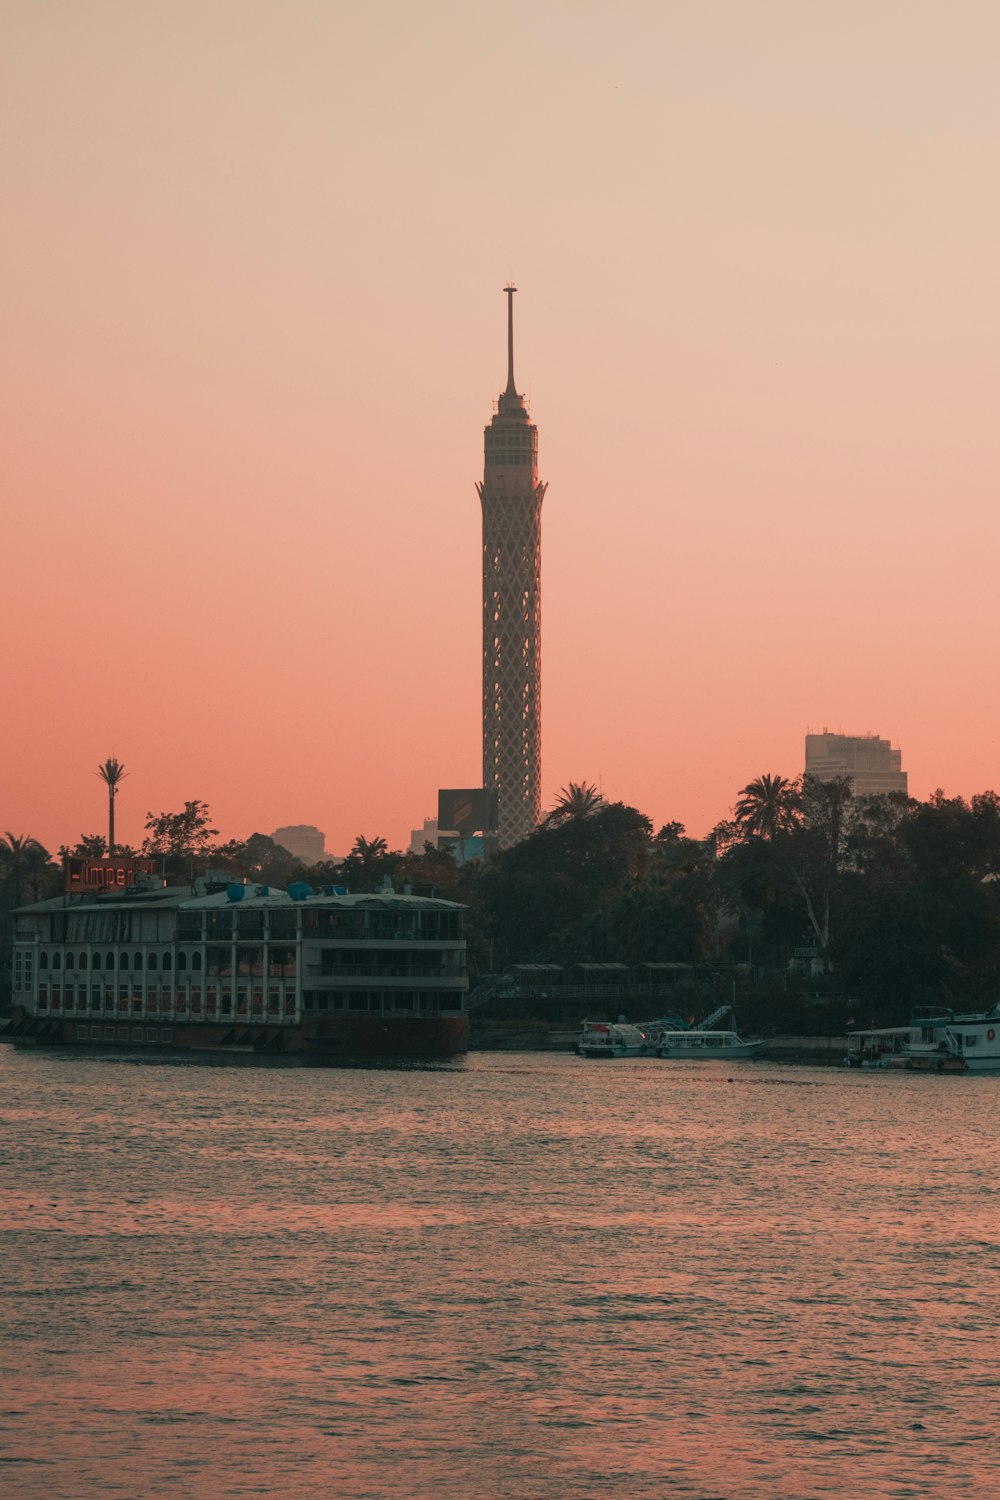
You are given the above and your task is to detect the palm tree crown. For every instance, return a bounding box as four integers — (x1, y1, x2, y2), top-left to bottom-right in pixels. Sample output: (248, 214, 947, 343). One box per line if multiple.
(0, 832, 54, 905)
(351, 835, 389, 866)
(546, 782, 605, 825)
(734, 773, 800, 840)
(96, 757, 127, 855)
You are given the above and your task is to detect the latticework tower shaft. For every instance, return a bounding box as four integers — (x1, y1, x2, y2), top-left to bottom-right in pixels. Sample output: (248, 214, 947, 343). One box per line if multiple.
(476, 287, 546, 847)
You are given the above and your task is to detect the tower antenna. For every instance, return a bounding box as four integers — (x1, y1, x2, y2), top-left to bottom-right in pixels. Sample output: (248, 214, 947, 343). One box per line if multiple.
(504, 283, 517, 395)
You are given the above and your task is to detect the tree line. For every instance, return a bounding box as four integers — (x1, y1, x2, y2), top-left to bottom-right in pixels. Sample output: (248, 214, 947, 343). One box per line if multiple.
(4, 776, 1000, 1021)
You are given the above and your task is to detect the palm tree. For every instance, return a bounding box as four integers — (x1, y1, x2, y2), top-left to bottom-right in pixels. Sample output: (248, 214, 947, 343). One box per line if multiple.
(0, 833, 54, 906)
(546, 782, 605, 825)
(351, 835, 389, 868)
(734, 774, 800, 840)
(96, 757, 127, 855)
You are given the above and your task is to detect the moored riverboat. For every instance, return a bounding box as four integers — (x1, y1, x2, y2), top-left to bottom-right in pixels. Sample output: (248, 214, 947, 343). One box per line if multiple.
(654, 1028, 764, 1060)
(846, 1005, 1000, 1073)
(6, 879, 469, 1063)
(577, 1021, 651, 1058)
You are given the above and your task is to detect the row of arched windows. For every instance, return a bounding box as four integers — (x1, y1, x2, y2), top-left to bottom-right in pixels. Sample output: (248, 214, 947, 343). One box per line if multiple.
(38, 950, 201, 972)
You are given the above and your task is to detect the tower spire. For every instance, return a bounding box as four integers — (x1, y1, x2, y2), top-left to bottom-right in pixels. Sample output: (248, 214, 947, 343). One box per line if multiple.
(504, 283, 517, 396)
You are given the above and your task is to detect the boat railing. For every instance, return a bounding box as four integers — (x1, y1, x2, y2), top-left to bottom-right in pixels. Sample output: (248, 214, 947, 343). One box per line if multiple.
(942, 1027, 963, 1056)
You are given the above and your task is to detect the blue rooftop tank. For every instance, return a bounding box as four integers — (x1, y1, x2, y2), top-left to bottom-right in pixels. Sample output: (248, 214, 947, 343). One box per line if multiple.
(226, 883, 245, 903)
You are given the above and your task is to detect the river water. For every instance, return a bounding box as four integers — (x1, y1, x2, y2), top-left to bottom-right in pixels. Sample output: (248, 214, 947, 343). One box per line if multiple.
(1, 1047, 998, 1499)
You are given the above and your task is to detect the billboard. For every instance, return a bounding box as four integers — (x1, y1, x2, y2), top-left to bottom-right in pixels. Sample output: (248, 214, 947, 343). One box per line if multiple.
(436, 835, 488, 867)
(65, 857, 158, 894)
(437, 788, 499, 835)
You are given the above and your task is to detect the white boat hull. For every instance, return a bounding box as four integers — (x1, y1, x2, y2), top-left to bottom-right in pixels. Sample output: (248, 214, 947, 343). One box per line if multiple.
(579, 1042, 648, 1058)
(655, 1029, 763, 1060)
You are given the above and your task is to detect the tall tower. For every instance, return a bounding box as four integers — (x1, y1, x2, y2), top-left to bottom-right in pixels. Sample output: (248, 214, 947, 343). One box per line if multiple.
(476, 286, 547, 847)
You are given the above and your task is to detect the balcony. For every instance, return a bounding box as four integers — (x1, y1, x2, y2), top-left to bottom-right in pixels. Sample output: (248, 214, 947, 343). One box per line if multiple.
(305, 965, 465, 986)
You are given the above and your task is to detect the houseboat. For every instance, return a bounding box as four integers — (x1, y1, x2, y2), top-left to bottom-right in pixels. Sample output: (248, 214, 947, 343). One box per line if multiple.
(846, 1005, 1000, 1072)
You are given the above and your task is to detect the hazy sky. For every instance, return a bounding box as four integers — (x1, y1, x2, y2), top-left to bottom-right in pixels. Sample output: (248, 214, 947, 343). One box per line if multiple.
(3, 1, 999, 856)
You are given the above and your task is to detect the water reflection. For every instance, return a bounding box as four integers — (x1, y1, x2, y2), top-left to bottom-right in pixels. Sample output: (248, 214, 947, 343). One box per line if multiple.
(1, 1049, 998, 1498)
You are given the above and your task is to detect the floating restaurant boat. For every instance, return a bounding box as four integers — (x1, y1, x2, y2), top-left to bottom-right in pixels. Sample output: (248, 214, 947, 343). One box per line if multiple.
(846, 1006, 1000, 1073)
(6, 875, 469, 1063)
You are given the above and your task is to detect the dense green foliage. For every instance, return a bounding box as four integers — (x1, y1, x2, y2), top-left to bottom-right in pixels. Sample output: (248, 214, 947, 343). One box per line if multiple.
(5, 779, 1000, 1023)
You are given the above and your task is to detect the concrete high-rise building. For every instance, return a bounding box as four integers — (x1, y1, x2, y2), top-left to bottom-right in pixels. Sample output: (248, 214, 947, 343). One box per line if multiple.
(409, 818, 438, 856)
(805, 733, 908, 798)
(271, 824, 326, 863)
(476, 286, 547, 847)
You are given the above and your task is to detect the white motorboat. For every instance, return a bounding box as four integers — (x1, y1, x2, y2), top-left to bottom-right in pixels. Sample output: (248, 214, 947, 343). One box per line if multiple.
(577, 1021, 651, 1058)
(846, 1004, 1000, 1073)
(654, 1028, 764, 1060)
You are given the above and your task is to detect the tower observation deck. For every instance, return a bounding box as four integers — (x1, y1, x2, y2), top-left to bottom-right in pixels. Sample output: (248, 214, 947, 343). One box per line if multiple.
(476, 286, 547, 847)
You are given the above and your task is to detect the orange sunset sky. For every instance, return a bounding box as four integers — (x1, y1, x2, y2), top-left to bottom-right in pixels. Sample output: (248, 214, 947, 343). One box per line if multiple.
(3, 1, 999, 857)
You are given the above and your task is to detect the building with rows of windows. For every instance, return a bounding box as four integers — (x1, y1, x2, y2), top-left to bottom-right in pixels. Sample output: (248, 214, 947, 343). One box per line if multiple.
(9, 879, 469, 1061)
(805, 731, 908, 798)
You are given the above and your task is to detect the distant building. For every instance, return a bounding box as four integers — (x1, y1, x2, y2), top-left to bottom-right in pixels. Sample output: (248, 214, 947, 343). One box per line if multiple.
(409, 818, 439, 856)
(805, 733, 908, 798)
(271, 825, 326, 864)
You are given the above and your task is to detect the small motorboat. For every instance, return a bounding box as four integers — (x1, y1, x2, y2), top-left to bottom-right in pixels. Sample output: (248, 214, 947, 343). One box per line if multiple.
(577, 1021, 651, 1058)
(653, 1028, 763, 1060)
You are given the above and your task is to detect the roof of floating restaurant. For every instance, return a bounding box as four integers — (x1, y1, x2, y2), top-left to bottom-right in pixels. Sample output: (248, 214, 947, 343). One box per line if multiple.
(16, 886, 464, 914)
(183, 890, 464, 911)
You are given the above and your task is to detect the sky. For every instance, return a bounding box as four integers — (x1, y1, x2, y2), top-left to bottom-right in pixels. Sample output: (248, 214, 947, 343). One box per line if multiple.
(3, 1, 999, 857)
